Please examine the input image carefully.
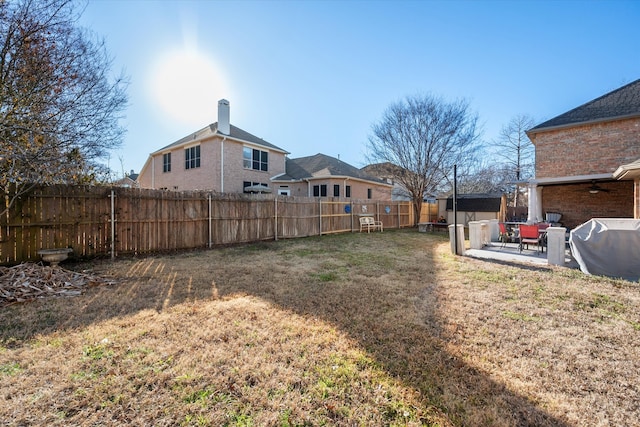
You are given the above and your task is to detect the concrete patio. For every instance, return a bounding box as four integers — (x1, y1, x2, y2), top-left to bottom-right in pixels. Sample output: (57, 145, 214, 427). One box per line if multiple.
(465, 241, 579, 268)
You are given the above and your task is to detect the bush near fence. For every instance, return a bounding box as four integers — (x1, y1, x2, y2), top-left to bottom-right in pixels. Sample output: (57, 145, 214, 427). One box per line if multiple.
(0, 185, 415, 265)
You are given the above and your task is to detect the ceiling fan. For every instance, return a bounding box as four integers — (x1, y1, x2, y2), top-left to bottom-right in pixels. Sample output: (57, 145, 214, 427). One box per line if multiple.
(588, 180, 609, 194)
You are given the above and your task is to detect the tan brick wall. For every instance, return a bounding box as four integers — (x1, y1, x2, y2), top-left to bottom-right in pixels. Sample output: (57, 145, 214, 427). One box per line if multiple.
(532, 117, 640, 178)
(222, 142, 286, 193)
(541, 180, 633, 229)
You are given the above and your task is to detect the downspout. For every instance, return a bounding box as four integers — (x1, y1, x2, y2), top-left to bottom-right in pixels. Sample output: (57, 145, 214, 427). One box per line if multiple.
(220, 136, 226, 192)
(305, 179, 311, 197)
(151, 156, 155, 188)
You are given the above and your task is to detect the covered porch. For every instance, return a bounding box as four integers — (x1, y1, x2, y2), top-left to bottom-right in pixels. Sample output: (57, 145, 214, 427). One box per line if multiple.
(525, 169, 636, 229)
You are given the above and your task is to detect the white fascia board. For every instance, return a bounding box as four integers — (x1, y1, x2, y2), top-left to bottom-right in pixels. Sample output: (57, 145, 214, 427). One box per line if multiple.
(613, 158, 640, 180)
(531, 173, 613, 185)
(270, 173, 289, 181)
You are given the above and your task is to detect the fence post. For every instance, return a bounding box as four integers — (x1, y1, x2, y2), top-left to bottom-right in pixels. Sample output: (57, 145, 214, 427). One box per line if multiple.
(208, 193, 212, 248)
(110, 189, 115, 260)
(274, 196, 278, 241)
(351, 201, 354, 232)
(319, 199, 322, 236)
(397, 202, 401, 229)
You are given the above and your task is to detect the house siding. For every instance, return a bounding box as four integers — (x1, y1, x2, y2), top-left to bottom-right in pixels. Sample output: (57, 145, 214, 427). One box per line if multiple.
(541, 181, 633, 229)
(533, 117, 640, 178)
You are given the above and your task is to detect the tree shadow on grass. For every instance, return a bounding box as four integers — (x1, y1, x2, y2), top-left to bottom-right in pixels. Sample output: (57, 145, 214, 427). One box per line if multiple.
(0, 231, 571, 426)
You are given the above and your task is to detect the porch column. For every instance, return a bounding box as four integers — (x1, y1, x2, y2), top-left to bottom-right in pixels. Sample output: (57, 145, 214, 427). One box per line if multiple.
(527, 183, 544, 223)
(536, 186, 543, 222)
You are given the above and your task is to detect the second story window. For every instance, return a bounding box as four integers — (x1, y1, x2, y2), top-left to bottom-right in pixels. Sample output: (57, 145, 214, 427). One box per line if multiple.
(243, 147, 268, 171)
(345, 185, 351, 198)
(185, 145, 200, 169)
(333, 184, 340, 197)
(163, 153, 171, 172)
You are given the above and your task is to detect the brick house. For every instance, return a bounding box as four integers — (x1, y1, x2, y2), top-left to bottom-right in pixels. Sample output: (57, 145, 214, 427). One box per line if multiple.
(137, 100, 289, 193)
(360, 162, 414, 201)
(271, 153, 392, 200)
(138, 100, 392, 200)
(114, 170, 140, 188)
(526, 79, 640, 229)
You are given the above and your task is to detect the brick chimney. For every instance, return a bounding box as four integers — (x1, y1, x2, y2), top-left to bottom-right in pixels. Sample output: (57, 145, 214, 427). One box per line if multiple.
(218, 99, 230, 135)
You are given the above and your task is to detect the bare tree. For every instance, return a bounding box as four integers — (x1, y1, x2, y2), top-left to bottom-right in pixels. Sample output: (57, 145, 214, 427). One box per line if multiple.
(0, 0, 128, 215)
(456, 158, 513, 194)
(367, 94, 481, 225)
(492, 114, 535, 206)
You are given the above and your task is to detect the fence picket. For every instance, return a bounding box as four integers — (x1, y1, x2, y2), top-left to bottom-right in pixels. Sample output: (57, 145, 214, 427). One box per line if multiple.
(0, 185, 417, 264)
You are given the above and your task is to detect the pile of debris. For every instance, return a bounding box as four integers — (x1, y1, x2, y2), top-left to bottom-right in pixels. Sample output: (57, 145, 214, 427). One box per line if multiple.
(0, 263, 116, 306)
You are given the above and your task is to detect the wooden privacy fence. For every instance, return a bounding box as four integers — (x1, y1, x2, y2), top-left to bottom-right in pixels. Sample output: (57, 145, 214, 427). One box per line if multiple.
(0, 185, 414, 265)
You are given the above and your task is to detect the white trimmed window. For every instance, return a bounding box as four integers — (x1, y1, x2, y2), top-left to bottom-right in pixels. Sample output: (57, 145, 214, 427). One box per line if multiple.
(185, 145, 200, 169)
(243, 147, 268, 171)
(163, 153, 171, 172)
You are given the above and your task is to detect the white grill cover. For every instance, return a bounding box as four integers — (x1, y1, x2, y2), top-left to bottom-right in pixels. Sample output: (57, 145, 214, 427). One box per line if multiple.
(569, 219, 640, 281)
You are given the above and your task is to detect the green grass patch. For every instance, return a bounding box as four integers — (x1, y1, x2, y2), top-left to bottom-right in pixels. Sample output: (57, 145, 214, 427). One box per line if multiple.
(0, 362, 21, 376)
(82, 343, 114, 361)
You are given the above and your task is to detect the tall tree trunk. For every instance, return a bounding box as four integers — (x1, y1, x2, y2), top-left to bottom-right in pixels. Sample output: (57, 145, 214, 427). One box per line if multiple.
(413, 198, 422, 226)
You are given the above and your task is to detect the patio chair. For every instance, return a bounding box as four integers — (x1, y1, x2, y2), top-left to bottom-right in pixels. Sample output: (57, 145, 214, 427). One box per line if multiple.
(518, 224, 543, 254)
(498, 222, 515, 248)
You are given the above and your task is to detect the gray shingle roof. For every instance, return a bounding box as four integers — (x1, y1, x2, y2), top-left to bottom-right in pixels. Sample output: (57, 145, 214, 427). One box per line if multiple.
(529, 79, 640, 133)
(156, 123, 287, 153)
(275, 153, 387, 184)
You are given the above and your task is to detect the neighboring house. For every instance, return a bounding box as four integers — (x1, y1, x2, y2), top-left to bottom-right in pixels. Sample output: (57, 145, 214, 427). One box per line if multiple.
(526, 79, 640, 229)
(442, 193, 504, 226)
(271, 153, 392, 200)
(360, 162, 412, 201)
(137, 99, 289, 193)
(114, 170, 140, 188)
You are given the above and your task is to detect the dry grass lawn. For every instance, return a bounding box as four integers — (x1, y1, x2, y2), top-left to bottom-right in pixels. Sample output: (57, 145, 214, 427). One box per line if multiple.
(1, 229, 639, 426)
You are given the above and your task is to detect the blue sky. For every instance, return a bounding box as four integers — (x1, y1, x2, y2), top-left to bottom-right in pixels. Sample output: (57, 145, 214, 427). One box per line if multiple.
(79, 0, 640, 177)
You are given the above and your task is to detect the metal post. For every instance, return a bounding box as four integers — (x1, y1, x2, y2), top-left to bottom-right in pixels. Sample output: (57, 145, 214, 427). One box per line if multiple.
(454, 165, 458, 255)
(110, 189, 115, 261)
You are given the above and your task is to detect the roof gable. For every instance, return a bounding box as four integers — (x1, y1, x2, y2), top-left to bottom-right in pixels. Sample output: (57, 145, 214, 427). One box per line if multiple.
(529, 79, 640, 133)
(154, 123, 287, 154)
(280, 154, 388, 184)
